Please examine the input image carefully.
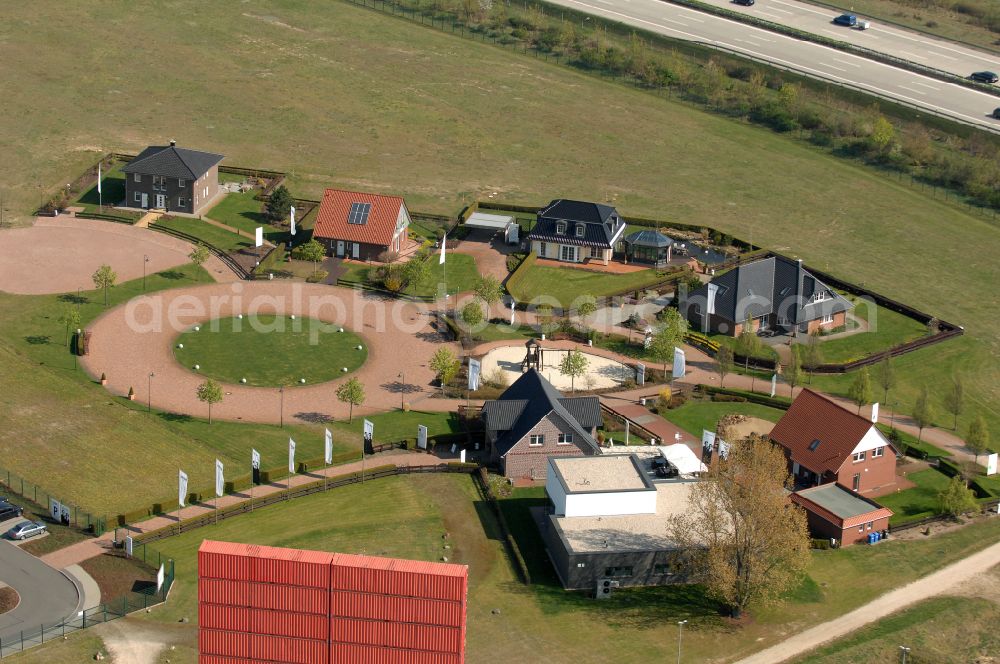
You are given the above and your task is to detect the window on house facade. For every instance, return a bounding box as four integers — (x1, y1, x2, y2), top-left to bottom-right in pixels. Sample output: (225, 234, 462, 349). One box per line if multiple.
(813, 290, 828, 303)
(853, 473, 861, 491)
(133, 192, 141, 203)
(852, 451, 866, 462)
(556, 221, 566, 234)
(604, 566, 633, 578)
(560, 245, 576, 262)
(133, 173, 141, 182)
(653, 563, 673, 575)
(539, 242, 547, 258)
(529, 435, 544, 446)
(178, 198, 186, 208)
(575, 225, 584, 237)
(872, 447, 884, 458)
(858, 524, 864, 533)
(822, 313, 835, 324)
(152, 175, 166, 191)
(866, 521, 873, 530)
(557, 433, 573, 445)
(178, 179, 186, 188)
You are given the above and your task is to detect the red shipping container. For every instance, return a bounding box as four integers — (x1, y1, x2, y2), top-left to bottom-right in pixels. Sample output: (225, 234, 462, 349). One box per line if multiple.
(200, 578, 330, 615)
(329, 591, 462, 627)
(329, 643, 462, 664)
(200, 540, 333, 589)
(200, 603, 329, 641)
(251, 633, 328, 664)
(199, 628, 254, 660)
(329, 554, 468, 602)
(330, 617, 461, 654)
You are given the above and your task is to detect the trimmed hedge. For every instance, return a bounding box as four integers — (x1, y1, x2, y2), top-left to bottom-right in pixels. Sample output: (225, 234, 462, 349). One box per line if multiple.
(505, 250, 537, 304)
(700, 385, 791, 410)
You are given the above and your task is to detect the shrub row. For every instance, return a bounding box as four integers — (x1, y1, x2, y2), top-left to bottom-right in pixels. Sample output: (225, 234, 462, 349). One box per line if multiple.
(699, 385, 791, 410)
(504, 250, 538, 303)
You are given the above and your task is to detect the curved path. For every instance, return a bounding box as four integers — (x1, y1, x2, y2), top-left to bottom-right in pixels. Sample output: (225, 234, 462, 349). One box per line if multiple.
(81, 282, 462, 424)
(0, 542, 79, 643)
(0, 215, 236, 295)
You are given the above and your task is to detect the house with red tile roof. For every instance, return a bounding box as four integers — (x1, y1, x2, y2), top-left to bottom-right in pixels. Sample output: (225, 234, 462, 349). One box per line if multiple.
(790, 484, 893, 546)
(312, 188, 410, 261)
(769, 388, 899, 496)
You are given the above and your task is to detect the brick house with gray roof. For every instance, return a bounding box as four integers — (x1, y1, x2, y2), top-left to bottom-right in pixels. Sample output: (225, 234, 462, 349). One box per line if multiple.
(122, 141, 224, 215)
(481, 369, 602, 480)
(528, 199, 627, 265)
(681, 254, 852, 336)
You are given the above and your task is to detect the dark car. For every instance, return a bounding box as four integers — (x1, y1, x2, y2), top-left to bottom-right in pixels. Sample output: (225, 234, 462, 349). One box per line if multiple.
(733, 0, 755, 6)
(833, 13, 858, 26)
(971, 71, 999, 84)
(0, 500, 24, 522)
(993, 108, 1000, 119)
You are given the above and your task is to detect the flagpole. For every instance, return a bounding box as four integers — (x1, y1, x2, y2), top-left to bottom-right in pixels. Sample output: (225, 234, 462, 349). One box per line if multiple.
(97, 161, 102, 210)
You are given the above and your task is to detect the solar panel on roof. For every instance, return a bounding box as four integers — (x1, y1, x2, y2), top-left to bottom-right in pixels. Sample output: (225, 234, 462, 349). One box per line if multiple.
(347, 202, 371, 225)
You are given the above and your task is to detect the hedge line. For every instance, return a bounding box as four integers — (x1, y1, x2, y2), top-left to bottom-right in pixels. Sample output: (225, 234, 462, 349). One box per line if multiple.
(504, 250, 538, 303)
(698, 385, 792, 410)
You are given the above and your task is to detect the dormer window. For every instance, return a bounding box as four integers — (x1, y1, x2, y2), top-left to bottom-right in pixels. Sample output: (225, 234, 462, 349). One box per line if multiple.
(813, 290, 828, 303)
(575, 225, 585, 237)
(556, 222, 566, 234)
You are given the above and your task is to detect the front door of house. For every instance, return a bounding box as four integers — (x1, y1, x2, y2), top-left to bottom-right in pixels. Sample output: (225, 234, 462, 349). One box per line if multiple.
(155, 194, 166, 209)
(141, 193, 148, 208)
(352, 243, 360, 259)
(336, 241, 344, 257)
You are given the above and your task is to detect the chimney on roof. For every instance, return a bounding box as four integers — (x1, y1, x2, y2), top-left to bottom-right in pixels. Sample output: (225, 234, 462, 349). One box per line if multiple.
(169, 140, 176, 147)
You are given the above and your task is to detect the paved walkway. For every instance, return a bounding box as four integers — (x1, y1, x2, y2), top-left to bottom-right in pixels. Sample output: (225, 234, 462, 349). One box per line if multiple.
(64, 564, 101, 611)
(736, 536, 1000, 664)
(599, 400, 696, 447)
(40, 450, 448, 570)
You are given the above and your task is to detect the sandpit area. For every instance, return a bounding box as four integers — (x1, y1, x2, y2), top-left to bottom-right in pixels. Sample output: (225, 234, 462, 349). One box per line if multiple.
(479, 344, 635, 391)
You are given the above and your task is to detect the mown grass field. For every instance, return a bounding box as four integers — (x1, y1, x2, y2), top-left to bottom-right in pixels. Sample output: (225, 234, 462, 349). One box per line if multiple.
(152, 215, 252, 253)
(664, 400, 786, 438)
(508, 264, 665, 307)
(878, 467, 952, 524)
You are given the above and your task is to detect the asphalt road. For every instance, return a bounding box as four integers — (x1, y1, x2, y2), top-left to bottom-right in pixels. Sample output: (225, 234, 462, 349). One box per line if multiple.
(545, 0, 1000, 132)
(693, 0, 1000, 78)
(0, 541, 79, 643)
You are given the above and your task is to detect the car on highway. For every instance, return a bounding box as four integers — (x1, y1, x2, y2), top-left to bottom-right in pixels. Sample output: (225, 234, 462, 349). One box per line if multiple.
(833, 14, 857, 27)
(6, 520, 47, 540)
(0, 500, 24, 522)
(733, 0, 755, 6)
(993, 108, 1000, 119)
(970, 71, 999, 84)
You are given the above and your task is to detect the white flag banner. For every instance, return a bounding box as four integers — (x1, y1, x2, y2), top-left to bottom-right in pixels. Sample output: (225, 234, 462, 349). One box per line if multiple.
(156, 563, 165, 593)
(468, 358, 481, 391)
(290, 206, 296, 235)
(672, 347, 686, 380)
(178, 470, 188, 508)
(636, 363, 646, 386)
(255, 226, 264, 248)
(97, 162, 102, 195)
(324, 428, 333, 465)
(770, 373, 777, 398)
(417, 424, 428, 450)
(363, 419, 374, 453)
(125, 536, 134, 558)
(214, 460, 224, 498)
(706, 282, 718, 315)
(439, 234, 446, 265)
(871, 402, 880, 423)
(701, 430, 716, 451)
(718, 439, 730, 460)
(49, 498, 62, 522)
(986, 453, 998, 476)
(288, 438, 296, 474)
(252, 448, 261, 471)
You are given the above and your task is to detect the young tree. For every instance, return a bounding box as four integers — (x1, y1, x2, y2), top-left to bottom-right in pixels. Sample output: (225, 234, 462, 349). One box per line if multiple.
(875, 352, 894, 403)
(716, 345, 734, 388)
(802, 331, 824, 384)
(92, 264, 117, 307)
(196, 379, 224, 424)
(460, 301, 484, 328)
(402, 257, 431, 289)
(265, 184, 294, 222)
(785, 346, 803, 398)
(293, 239, 326, 275)
(848, 367, 873, 415)
(736, 315, 763, 390)
(943, 375, 964, 430)
(474, 274, 503, 320)
(668, 434, 810, 618)
(912, 384, 934, 444)
(58, 305, 81, 347)
(576, 300, 597, 330)
(559, 349, 589, 393)
(648, 307, 688, 379)
(335, 377, 366, 423)
(966, 415, 989, 465)
(937, 475, 978, 518)
(189, 244, 210, 267)
(429, 347, 461, 394)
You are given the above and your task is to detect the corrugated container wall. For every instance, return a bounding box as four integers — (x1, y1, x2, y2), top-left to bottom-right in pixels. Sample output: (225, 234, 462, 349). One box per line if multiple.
(200, 578, 330, 615)
(329, 591, 463, 627)
(328, 565, 465, 602)
(200, 604, 330, 641)
(329, 643, 463, 664)
(330, 617, 461, 653)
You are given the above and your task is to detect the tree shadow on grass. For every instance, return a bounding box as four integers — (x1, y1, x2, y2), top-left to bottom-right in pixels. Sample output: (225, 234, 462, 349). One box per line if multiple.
(24, 335, 51, 345)
(57, 293, 89, 305)
(157, 412, 193, 423)
(294, 411, 334, 424)
(158, 270, 185, 280)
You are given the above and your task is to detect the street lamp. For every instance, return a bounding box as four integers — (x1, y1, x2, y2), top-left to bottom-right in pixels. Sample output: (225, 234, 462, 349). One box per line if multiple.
(899, 646, 910, 664)
(143, 254, 150, 292)
(279, 386, 284, 428)
(889, 400, 899, 429)
(148, 372, 154, 412)
(74, 328, 81, 369)
(398, 371, 405, 411)
(677, 620, 687, 664)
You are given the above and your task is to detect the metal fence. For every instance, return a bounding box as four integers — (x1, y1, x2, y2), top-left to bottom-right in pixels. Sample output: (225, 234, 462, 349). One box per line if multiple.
(0, 465, 106, 536)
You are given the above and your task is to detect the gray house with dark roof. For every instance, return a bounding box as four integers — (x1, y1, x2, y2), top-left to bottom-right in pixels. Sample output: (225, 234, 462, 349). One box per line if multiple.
(481, 369, 602, 480)
(681, 255, 852, 336)
(528, 199, 627, 265)
(122, 141, 224, 215)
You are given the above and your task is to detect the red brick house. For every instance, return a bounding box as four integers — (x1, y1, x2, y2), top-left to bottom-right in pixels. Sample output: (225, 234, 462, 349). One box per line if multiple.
(481, 369, 601, 480)
(312, 188, 410, 261)
(770, 388, 899, 496)
(791, 484, 893, 546)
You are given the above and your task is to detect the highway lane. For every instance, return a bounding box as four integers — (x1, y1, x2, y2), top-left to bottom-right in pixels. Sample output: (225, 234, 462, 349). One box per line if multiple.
(692, 0, 1000, 79)
(545, 0, 1000, 132)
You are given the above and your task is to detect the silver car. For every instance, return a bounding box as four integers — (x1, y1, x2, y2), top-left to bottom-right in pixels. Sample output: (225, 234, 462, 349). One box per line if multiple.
(7, 520, 47, 540)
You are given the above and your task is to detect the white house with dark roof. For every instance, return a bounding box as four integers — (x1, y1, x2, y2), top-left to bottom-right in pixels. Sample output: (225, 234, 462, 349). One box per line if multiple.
(122, 141, 224, 215)
(528, 199, 627, 265)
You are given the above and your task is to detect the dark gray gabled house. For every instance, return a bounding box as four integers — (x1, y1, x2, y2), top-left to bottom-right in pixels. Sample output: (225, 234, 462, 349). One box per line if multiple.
(528, 199, 627, 265)
(481, 369, 602, 480)
(681, 255, 852, 336)
(122, 141, 224, 215)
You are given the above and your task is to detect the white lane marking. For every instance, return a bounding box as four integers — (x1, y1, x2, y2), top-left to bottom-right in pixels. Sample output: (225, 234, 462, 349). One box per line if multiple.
(735, 38, 762, 47)
(927, 51, 957, 61)
(897, 50, 926, 60)
(820, 62, 847, 72)
(771, 0, 828, 17)
(663, 18, 688, 26)
(755, 11, 784, 20)
(919, 40, 1000, 65)
(912, 81, 940, 91)
(769, 7, 794, 14)
(833, 58, 861, 68)
(898, 85, 927, 95)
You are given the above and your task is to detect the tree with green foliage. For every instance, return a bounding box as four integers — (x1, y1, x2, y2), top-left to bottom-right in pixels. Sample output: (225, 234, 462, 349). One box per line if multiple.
(875, 352, 894, 403)
(912, 385, 934, 444)
(648, 307, 688, 378)
(92, 264, 117, 307)
(717, 345, 733, 388)
(189, 244, 210, 267)
(58, 305, 81, 347)
(668, 434, 810, 619)
(848, 367, 872, 415)
(943, 375, 964, 430)
(402, 257, 431, 289)
(576, 299, 597, 327)
(460, 301, 484, 328)
(802, 331, 824, 384)
(429, 347, 460, 394)
(966, 415, 989, 465)
(870, 115, 895, 153)
(335, 377, 365, 423)
(785, 346, 803, 398)
(292, 239, 326, 275)
(196, 379, 224, 424)
(474, 274, 503, 320)
(265, 184, 294, 222)
(937, 475, 978, 518)
(559, 349, 589, 393)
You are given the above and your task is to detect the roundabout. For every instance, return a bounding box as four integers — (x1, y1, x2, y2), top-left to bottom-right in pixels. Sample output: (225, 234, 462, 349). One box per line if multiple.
(173, 314, 367, 387)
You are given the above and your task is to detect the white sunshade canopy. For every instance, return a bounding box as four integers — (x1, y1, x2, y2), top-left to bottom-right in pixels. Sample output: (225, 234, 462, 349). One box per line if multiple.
(465, 212, 515, 230)
(659, 443, 708, 475)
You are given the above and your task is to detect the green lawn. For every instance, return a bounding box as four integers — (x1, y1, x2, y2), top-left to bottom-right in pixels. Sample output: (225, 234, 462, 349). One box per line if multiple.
(811, 299, 930, 364)
(415, 252, 479, 297)
(173, 314, 367, 387)
(152, 215, 252, 253)
(509, 264, 666, 308)
(663, 400, 786, 438)
(74, 161, 127, 212)
(878, 468, 951, 525)
(203, 191, 287, 243)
